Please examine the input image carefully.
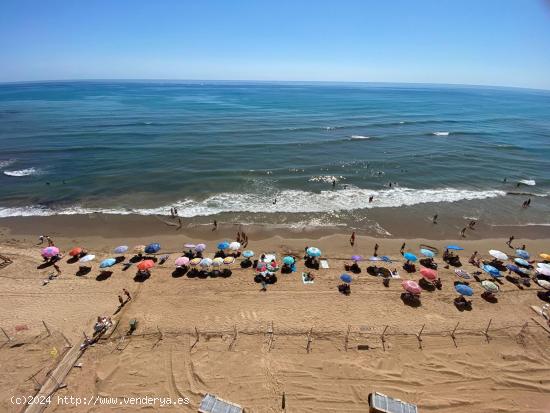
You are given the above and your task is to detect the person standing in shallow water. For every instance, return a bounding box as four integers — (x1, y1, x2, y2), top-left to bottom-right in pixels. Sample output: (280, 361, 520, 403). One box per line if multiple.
(460, 227, 467, 238)
(212, 220, 217, 231)
(373, 243, 379, 256)
(350, 231, 355, 247)
(432, 214, 438, 224)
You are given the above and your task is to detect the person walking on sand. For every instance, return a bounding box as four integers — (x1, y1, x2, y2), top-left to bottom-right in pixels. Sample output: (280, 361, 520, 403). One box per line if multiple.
(212, 220, 218, 231)
(468, 220, 476, 230)
(432, 214, 438, 224)
(118, 295, 124, 307)
(350, 231, 356, 247)
(123, 288, 131, 301)
(400, 242, 406, 255)
(506, 235, 514, 248)
(460, 227, 467, 238)
(373, 243, 379, 257)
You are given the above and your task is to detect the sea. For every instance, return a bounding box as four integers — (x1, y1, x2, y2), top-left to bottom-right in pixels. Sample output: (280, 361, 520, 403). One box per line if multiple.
(1, 81, 549, 235)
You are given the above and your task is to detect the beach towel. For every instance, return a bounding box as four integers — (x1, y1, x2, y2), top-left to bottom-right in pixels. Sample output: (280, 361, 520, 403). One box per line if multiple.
(302, 272, 314, 284)
(455, 269, 471, 279)
(390, 271, 400, 279)
(320, 259, 329, 269)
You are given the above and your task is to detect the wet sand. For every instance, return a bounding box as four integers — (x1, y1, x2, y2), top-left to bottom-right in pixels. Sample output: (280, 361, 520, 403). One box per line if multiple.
(1, 217, 550, 412)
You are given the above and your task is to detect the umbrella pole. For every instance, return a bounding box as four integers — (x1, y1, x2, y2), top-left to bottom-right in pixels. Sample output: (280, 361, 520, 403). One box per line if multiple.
(381, 325, 389, 351)
(416, 324, 425, 349)
(482, 318, 492, 343)
(450, 322, 460, 347)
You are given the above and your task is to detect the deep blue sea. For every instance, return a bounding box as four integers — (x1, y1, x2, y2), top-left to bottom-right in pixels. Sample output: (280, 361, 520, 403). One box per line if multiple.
(1, 81, 549, 231)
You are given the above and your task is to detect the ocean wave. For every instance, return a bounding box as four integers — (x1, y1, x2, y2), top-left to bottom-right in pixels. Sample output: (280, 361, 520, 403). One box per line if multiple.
(0, 159, 17, 169)
(308, 175, 344, 183)
(349, 135, 370, 140)
(0, 187, 507, 218)
(433, 131, 450, 136)
(3, 167, 42, 177)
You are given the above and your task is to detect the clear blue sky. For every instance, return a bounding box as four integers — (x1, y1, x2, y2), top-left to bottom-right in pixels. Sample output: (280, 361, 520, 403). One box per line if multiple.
(1, 0, 550, 89)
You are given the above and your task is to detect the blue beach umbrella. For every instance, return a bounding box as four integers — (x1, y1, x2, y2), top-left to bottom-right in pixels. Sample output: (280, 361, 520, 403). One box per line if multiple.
(455, 284, 474, 296)
(283, 256, 295, 265)
(145, 243, 161, 254)
(380, 256, 392, 262)
(515, 249, 530, 259)
(483, 264, 501, 277)
(340, 273, 352, 283)
(446, 245, 464, 251)
(242, 250, 254, 258)
(217, 241, 230, 250)
(100, 258, 116, 268)
(114, 245, 128, 254)
(306, 247, 322, 257)
(420, 249, 435, 258)
(514, 258, 530, 267)
(403, 252, 417, 262)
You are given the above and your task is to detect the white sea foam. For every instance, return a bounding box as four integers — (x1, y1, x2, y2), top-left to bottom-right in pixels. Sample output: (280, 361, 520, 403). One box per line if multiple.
(350, 135, 370, 140)
(308, 175, 344, 183)
(3, 167, 42, 177)
(0, 159, 17, 169)
(519, 179, 536, 186)
(0, 187, 507, 218)
(433, 131, 450, 136)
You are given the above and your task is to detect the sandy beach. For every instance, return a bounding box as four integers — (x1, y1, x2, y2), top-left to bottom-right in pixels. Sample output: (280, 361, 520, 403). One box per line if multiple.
(1, 216, 549, 412)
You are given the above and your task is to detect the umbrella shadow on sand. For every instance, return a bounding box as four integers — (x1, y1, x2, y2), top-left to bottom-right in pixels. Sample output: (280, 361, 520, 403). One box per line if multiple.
(66, 256, 79, 264)
(37, 261, 54, 269)
(400, 292, 421, 307)
(481, 292, 498, 304)
(172, 267, 189, 278)
(76, 266, 92, 277)
(537, 291, 550, 303)
(96, 270, 113, 281)
(134, 271, 151, 283)
(505, 275, 524, 289)
(419, 278, 436, 292)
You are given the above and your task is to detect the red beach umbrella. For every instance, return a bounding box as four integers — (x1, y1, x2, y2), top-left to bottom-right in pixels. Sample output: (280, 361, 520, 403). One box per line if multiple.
(137, 260, 155, 271)
(420, 267, 437, 282)
(69, 247, 83, 257)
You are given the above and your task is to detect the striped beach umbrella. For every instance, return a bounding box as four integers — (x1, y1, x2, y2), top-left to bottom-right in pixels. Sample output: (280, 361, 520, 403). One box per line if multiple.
(189, 257, 202, 266)
(402, 280, 421, 295)
(481, 280, 499, 293)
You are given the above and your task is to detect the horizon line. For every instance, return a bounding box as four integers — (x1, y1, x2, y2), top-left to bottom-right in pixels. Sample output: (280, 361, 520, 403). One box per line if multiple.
(1, 78, 549, 93)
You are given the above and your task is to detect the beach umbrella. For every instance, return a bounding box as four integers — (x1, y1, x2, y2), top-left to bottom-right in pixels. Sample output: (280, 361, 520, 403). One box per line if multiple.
(506, 264, 521, 273)
(229, 241, 241, 251)
(537, 279, 550, 290)
(446, 245, 464, 251)
(454, 269, 471, 279)
(145, 243, 161, 254)
(257, 262, 268, 271)
(212, 257, 224, 267)
(482, 264, 501, 278)
(69, 247, 83, 257)
(420, 249, 435, 258)
(403, 252, 417, 262)
(114, 245, 128, 254)
(340, 273, 352, 283)
(199, 258, 212, 268)
(515, 249, 529, 259)
(538, 263, 550, 270)
(137, 260, 155, 271)
(351, 255, 363, 262)
(41, 246, 60, 258)
(420, 267, 437, 281)
(540, 253, 550, 261)
(489, 250, 508, 261)
(175, 256, 189, 267)
(189, 257, 202, 266)
(100, 258, 116, 268)
(481, 280, 499, 293)
(537, 267, 550, 277)
(282, 256, 295, 265)
(306, 247, 322, 257)
(217, 241, 230, 250)
(514, 258, 530, 267)
(184, 243, 196, 249)
(79, 254, 95, 263)
(195, 243, 206, 252)
(455, 284, 474, 297)
(267, 262, 279, 272)
(242, 250, 254, 258)
(134, 245, 146, 253)
(223, 256, 235, 265)
(401, 280, 421, 295)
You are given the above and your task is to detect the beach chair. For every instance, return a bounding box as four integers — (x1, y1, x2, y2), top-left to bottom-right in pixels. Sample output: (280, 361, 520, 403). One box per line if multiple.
(198, 394, 243, 413)
(368, 392, 417, 413)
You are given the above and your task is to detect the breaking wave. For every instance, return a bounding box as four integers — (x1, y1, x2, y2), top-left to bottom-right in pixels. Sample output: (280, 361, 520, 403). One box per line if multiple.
(0, 187, 506, 217)
(3, 167, 42, 177)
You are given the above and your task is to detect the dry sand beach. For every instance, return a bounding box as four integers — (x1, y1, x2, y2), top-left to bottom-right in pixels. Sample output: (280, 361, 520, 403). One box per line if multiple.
(1, 216, 550, 412)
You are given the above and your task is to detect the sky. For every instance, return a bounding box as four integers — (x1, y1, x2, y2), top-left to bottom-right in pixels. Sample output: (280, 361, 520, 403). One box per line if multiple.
(1, 0, 550, 89)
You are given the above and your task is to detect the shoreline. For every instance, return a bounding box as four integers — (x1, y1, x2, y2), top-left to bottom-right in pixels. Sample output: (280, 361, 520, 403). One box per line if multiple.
(1, 211, 550, 242)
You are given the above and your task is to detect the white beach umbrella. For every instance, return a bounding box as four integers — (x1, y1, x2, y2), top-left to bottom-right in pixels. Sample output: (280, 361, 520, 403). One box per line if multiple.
(229, 241, 241, 251)
(489, 250, 508, 261)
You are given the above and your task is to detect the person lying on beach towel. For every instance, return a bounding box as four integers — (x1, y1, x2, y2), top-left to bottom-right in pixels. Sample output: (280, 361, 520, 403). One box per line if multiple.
(302, 272, 315, 283)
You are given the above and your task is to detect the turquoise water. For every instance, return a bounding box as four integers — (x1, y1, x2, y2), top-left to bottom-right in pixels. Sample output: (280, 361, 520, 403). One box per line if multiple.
(1, 81, 549, 227)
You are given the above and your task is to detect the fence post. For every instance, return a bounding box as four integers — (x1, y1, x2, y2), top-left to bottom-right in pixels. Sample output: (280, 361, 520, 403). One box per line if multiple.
(450, 322, 460, 347)
(306, 328, 313, 353)
(381, 325, 389, 352)
(42, 320, 51, 337)
(416, 324, 425, 349)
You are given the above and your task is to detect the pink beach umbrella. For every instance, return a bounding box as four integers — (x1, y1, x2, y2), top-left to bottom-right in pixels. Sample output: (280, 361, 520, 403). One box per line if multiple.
(402, 280, 422, 295)
(41, 246, 60, 258)
(420, 267, 437, 282)
(175, 257, 190, 267)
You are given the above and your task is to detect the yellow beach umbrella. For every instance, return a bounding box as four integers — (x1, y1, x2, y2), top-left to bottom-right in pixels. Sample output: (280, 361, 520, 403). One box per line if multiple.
(540, 253, 550, 261)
